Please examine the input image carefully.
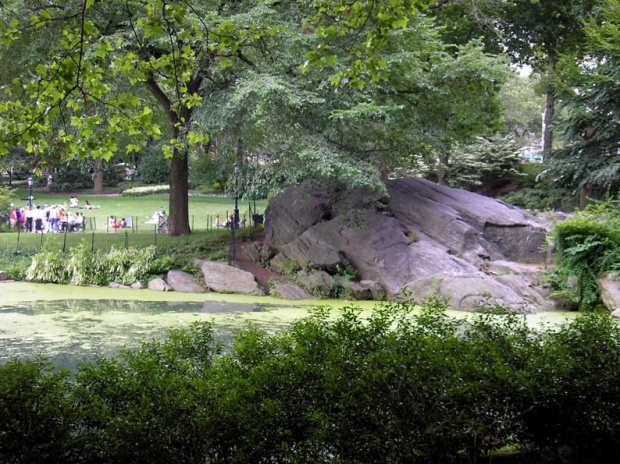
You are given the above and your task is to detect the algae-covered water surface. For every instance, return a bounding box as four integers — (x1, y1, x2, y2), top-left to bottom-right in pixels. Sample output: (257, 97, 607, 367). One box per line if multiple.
(0, 282, 576, 370)
(0, 282, 326, 369)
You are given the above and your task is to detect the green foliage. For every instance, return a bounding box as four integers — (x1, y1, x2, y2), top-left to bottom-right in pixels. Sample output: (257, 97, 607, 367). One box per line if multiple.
(138, 146, 170, 185)
(334, 263, 358, 281)
(48, 167, 93, 193)
(3, 302, 620, 462)
(546, 0, 620, 193)
(551, 198, 620, 309)
(499, 73, 545, 140)
(0, 359, 73, 464)
(25, 241, 158, 285)
(501, 186, 576, 212)
(448, 134, 524, 190)
(0, 248, 35, 280)
(0, 186, 17, 214)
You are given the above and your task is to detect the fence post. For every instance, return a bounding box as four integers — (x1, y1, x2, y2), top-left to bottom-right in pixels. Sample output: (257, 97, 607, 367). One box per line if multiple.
(135, 215, 138, 233)
(15, 227, 21, 253)
(62, 230, 68, 253)
(125, 230, 129, 249)
(192, 215, 194, 232)
(154, 224, 157, 246)
(91, 231, 95, 251)
(40, 231, 44, 246)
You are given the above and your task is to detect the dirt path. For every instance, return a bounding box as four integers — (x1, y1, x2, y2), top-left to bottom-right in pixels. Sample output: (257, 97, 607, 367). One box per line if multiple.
(233, 232, 279, 293)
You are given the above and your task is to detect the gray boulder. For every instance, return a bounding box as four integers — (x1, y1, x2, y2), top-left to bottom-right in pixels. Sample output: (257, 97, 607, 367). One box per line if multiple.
(264, 182, 331, 247)
(349, 280, 385, 300)
(243, 242, 275, 266)
(148, 278, 172, 292)
(109, 282, 130, 289)
(167, 270, 205, 293)
(272, 283, 315, 300)
(0, 271, 7, 281)
(295, 269, 337, 298)
(264, 177, 553, 311)
(404, 272, 549, 312)
(200, 261, 263, 295)
(598, 275, 620, 312)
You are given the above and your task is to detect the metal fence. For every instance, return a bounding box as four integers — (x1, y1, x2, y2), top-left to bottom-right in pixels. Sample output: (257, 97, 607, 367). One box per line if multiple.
(0, 207, 264, 234)
(0, 209, 264, 255)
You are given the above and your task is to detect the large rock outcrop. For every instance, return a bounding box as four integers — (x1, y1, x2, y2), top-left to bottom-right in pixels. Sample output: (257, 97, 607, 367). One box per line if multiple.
(264, 178, 552, 312)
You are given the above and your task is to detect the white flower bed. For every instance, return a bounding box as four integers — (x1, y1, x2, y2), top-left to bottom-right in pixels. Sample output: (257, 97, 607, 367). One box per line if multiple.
(122, 185, 169, 196)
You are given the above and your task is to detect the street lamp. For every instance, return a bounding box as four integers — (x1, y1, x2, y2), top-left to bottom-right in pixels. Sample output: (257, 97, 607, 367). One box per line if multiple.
(26, 177, 33, 207)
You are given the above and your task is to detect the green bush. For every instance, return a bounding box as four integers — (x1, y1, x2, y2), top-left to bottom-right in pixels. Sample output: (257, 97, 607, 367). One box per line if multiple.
(25, 242, 158, 285)
(0, 248, 33, 280)
(0, 359, 74, 464)
(552, 199, 620, 310)
(138, 146, 170, 185)
(48, 169, 93, 192)
(3, 302, 620, 462)
(500, 186, 576, 212)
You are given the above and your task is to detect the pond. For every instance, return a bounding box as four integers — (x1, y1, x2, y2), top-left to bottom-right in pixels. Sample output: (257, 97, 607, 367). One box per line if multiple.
(0, 281, 578, 370)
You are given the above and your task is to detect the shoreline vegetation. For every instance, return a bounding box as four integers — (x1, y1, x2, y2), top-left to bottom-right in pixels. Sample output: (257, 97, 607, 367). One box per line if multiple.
(2, 300, 619, 464)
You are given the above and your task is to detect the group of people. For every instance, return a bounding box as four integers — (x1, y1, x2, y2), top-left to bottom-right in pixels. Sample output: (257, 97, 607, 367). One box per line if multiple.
(214, 214, 246, 229)
(8, 204, 85, 233)
(69, 195, 100, 210)
(108, 216, 131, 229)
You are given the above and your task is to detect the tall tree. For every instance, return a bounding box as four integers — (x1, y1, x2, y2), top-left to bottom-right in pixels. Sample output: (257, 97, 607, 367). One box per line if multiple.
(544, 0, 620, 206)
(497, 0, 601, 151)
(305, 2, 509, 185)
(0, 0, 284, 235)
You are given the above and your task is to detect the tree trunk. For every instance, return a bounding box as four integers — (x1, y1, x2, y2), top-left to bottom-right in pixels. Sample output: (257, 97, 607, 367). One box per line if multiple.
(93, 158, 104, 193)
(579, 185, 591, 210)
(168, 148, 190, 236)
(542, 52, 556, 152)
(437, 153, 449, 186)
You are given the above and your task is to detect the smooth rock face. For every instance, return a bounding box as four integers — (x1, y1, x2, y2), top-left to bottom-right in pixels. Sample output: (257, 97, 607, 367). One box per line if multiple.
(148, 278, 172, 292)
(265, 178, 552, 311)
(200, 261, 263, 295)
(166, 270, 205, 293)
(264, 182, 330, 247)
(272, 283, 315, 300)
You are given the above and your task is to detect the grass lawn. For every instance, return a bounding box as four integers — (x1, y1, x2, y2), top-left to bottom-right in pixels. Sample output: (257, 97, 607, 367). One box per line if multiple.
(5, 187, 268, 232)
(0, 227, 259, 257)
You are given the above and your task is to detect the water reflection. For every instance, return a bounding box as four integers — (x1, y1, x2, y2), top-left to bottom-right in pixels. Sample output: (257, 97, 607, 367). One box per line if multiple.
(0, 299, 307, 370)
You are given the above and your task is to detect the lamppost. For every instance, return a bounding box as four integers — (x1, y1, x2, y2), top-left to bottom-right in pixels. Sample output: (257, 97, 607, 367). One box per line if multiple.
(228, 163, 241, 264)
(26, 177, 33, 207)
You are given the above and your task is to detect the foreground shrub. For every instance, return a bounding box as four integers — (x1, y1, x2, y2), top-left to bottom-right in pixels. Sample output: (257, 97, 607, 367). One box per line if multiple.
(2, 302, 620, 463)
(0, 359, 74, 463)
